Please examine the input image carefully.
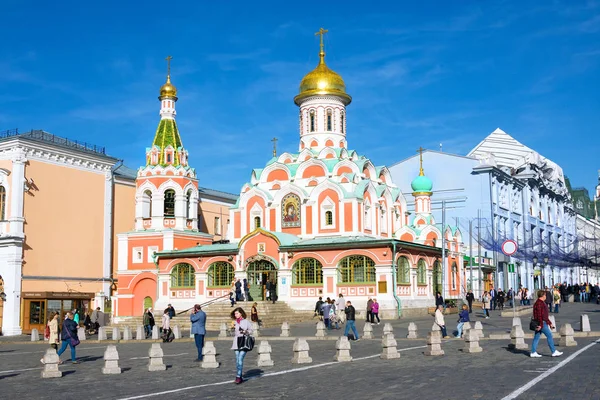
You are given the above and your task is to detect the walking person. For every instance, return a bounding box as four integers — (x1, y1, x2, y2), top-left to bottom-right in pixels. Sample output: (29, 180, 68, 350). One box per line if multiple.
(335, 293, 346, 324)
(489, 287, 497, 311)
(314, 297, 324, 321)
(544, 287, 553, 312)
(371, 298, 381, 325)
(466, 290, 475, 313)
(161, 309, 172, 342)
(190, 304, 206, 361)
(455, 304, 470, 338)
(366, 298, 373, 323)
(269, 279, 277, 303)
(166, 304, 176, 319)
(343, 301, 360, 341)
(553, 286, 561, 313)
(482, 291, 491, 319)
(435, 292, 444, 310)
(321, 298, 332, 330)
(55, 312, 79, 364)
(250, 302, 261, 326)
(72, 309, 80, 325)
(43, 312, 60, 361)
(231, 307, 253, 384)
(143, 308, 155, 338)
(434, 305, 450, 338)
(235, 279, 243, 302)
(243, 278, 250, 301)
(530, 290, 563, 358)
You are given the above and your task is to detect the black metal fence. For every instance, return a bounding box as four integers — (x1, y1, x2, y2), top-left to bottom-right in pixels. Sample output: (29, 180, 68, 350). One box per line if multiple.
(0, 128, 106, 155)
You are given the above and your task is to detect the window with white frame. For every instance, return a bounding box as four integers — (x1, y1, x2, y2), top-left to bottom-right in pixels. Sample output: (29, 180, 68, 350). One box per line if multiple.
(320, 197, 336, 229)
(250, 203, 263, 231)
(214, 216, 221, 235)
(132, 247, 143, 264)
(147, 246, 159, 262)
(364, 200, 372, 230)
(380, 206, 387, 233)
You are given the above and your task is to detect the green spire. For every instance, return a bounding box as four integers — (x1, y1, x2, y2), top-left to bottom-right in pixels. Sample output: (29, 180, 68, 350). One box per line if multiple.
(149, 118, 183, 166)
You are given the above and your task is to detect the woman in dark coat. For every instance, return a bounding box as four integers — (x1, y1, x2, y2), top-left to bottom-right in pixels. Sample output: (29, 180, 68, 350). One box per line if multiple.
(56, 312, 79, 364)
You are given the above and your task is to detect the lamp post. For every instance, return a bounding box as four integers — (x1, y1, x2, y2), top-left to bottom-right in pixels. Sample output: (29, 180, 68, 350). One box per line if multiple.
(533, 256, 539, 290)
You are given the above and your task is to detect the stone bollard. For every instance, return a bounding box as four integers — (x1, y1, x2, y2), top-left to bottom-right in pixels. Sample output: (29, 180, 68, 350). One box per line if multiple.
(463, 322, 472, 333)
(363, 322, 374, 339)
(508, 325, 528, 350)
(77, 327, 86, 341)
(102, 345, 122, 374)
(292, 338, 312, 364)
(380, 334, 400, 359)
(383, 323, 394, 336)
(334, 336, 353, 362)
(425, 331, 444, 356)
(280, 322, 290, 337)
(148, 343, 167, 371)
(136, 325, 144, 340)
(122, 326, 132, 341)
(31, 329, 40, 342)
(548, 316, 557, 333)
(112, 327, 121, 341)
(151, 325, 159, 340)
(407, 322, 418, 339)
(559, 323, 577, 347)
(252, 321, 260, 338)
(41, 348, 62, 378)
(257, 341, 274, 367)
(473, 321, 484, 339)
(315, 321, 326, 338)
(512, 317, 522, 328)
(580, 315, 591, 332)
(201, 341, 220, 368)
(98, 326, 107, 341)
(431, 323, 441, 332)
(463, 329, 482, 353)
(218, 323, 228, 339)
(173, 325, 181, 340)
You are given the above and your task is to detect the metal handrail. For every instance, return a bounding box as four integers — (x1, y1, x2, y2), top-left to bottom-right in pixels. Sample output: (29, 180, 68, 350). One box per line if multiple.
(175, 293, 231, 316)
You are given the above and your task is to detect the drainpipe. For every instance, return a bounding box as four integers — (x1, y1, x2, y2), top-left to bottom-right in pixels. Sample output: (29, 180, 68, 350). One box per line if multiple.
(391, 241, 402, 318)
(153, 252, 160, 309)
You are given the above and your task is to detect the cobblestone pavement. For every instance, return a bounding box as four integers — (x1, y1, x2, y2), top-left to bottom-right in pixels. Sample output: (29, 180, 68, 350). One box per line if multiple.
(0, 302, 598, 400)
(0, 333, 598, 399)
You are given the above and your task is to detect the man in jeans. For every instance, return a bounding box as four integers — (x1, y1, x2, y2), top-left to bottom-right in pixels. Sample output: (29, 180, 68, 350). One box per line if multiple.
(190, 304, 206, 362)
(530, 290, 563, 358)
(344, 301, 360, 341)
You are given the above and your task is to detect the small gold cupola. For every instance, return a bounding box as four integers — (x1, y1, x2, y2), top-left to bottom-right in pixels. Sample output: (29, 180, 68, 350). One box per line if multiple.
(159, 55, 178, 100)
(294, 28, 351, 106)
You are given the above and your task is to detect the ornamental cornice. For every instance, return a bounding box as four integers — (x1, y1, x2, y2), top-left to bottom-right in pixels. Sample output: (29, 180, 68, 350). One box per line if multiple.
(0, 141, 113, 173)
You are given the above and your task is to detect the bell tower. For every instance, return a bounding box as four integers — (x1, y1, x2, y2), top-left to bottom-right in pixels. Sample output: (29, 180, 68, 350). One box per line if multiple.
(134, 56, 199, 231)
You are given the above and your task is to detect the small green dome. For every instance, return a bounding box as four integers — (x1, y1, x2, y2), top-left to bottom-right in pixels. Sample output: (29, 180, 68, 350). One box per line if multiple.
(411, 174, 433, 192)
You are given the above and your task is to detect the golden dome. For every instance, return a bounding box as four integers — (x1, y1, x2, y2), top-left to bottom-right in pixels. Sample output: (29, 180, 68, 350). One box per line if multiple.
(159, 75, 178, 99)
(294, 33, 351, 106)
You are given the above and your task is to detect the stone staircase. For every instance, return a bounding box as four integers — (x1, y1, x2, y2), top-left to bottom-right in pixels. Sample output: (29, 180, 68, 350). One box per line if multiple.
(110, 301, 314, 331)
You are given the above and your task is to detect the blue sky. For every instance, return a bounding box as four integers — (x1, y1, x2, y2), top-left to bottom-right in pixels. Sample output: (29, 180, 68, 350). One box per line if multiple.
(2, 1, 599, 195)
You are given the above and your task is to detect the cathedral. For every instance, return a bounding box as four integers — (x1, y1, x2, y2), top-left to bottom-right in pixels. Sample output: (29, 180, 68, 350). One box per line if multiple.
(114, 31, 464, 318)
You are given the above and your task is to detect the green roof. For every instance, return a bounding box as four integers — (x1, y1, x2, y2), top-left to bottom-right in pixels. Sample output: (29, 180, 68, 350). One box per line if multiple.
(150, 119, 183, 166)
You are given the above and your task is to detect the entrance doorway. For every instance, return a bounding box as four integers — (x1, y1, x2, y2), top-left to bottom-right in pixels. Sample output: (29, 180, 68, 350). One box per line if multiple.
(143, 296, 153, 312)
(23, 299, 46, 333)
(247, 260, 277, 301)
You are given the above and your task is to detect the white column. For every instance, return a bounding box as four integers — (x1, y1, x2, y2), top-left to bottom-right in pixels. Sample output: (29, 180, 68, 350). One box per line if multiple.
(174, 194, 186, 230)
(1, 253, 23, 335)
(151, 193, 165, 230)
(102, 170, 113, 297)
(9, 149, 26, 237)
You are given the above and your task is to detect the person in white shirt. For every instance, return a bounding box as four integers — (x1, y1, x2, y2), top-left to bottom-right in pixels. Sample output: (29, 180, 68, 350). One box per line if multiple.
(335, 294, 346, 323)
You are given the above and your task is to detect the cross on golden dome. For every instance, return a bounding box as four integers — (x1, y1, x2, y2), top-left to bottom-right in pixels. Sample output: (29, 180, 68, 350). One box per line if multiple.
(159, 55, 178, 99)
(315, 27, 328, 63)
(417, 146, 425, 176)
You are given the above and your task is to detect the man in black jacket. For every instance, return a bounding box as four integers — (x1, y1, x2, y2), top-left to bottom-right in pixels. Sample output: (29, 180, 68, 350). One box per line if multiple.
(466, 290, 475, 313)
(314, 297, 324, 320)
(343, 301, 360, 341)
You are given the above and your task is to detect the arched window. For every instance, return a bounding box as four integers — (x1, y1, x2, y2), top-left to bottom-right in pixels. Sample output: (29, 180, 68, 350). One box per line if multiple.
(142, 190, 152, 219)
(417, 259, 427, 285)
(186, 190, 192, 219)
(396, 256, 410, 284)
(207, 261, 234, 287)
(364, 200, 372, 230)
(254, 216, 261, 229)
(338, 255, 376, 283)
(164, 189, 176, 217)
(292, 258, 323, 285)
(325, 210, 333, 226)
(340, 112, 345, 134)
(0, 185, 6, 220)
(451, 262, 458, 290)
(309, 110, 315, 132)
(170, 263, 195, 288)
(326, 110, 332, 131)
